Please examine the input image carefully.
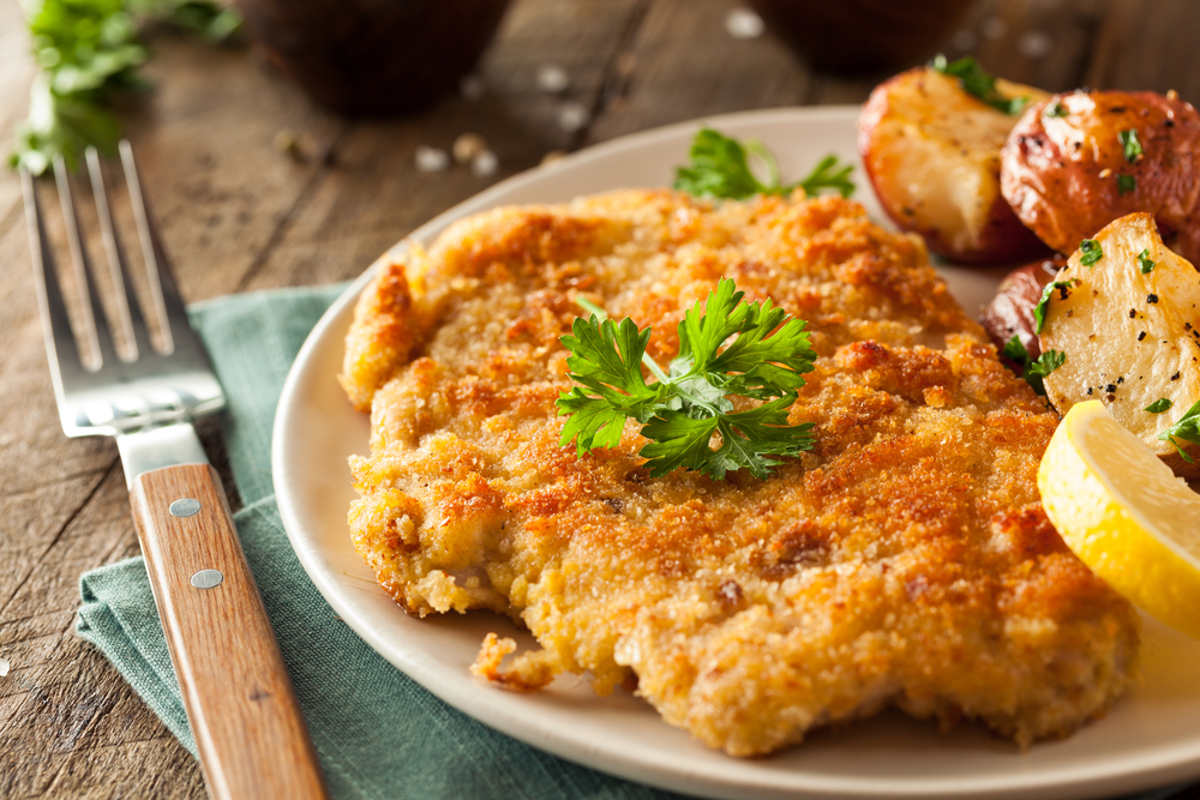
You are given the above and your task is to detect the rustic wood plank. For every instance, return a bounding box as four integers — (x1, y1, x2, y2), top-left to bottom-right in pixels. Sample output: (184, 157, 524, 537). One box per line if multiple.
(1085, 0, 1200, 102)
(585, 0, 814, 144)
(239, 0, 644, 290)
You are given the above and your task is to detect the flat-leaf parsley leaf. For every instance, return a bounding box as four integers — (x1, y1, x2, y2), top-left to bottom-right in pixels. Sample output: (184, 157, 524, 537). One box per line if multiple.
(673, 128, 854, 200)
(1159, 399, 1200, 463)
(931, 54, 1029, 115)
(557, 279, 817, 480)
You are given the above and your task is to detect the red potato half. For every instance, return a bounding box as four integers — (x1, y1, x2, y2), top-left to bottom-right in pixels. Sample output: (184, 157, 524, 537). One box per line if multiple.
(1001, 90, 1200, 263)
(858, 66, 1049, 264)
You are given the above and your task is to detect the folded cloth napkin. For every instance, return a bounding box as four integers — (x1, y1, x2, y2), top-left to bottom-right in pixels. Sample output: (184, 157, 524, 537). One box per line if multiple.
(76, 285, 1191, 800)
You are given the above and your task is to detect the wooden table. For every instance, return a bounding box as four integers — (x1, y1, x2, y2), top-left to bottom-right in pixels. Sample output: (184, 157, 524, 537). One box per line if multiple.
(1, 0, 1197, 796)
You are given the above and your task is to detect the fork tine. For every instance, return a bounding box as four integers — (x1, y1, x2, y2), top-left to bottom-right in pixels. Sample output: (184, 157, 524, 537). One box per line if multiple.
(86, 147, 154, 361)
(120, 140, 184, 355)
(53, 154, 120, 369)
(21, 165, 86, 384)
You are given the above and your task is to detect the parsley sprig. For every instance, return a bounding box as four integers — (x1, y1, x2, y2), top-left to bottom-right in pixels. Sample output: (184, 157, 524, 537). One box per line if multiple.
(1002, 336, 1065, 396)
(1159, 399, 1200, 463)
(11, 0, 240, 176)
(931, 54, 1029, 115)
(673, 128, 854, 200)
(557, 279, 817, 480)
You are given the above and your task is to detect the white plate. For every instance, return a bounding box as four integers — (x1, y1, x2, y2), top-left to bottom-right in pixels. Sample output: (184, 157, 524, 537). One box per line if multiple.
(273, 106, 1200, 800)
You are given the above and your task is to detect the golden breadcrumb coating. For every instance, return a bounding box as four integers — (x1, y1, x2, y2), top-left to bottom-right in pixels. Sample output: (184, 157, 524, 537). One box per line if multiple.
(340, 190, 1138, 756)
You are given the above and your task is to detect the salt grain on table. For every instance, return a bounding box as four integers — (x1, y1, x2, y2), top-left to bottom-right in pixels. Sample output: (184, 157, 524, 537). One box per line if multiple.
(1018, 30, 1052, 59)
(414, 145, 450, 173)
(471, 150, 499, 177)
(537, 63, 570, 93)
(951, 30, 977, 51)
(453, 133, 487, 165)
(0, 656, 10, 677)
(725, 8, 764, 39)
(981, 17, 1008, 39)
(558, 102, 590, 132)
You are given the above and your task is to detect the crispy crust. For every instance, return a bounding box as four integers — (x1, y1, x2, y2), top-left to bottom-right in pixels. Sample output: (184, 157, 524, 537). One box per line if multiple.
(342, 190, 1138, 756)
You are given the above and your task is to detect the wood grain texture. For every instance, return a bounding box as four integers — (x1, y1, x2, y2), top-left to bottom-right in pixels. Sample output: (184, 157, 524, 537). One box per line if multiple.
(130, 463, 326, 800)
(0, 0, 1196, 797)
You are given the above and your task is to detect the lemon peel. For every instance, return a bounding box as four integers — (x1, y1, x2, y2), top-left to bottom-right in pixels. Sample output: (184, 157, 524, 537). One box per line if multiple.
(1039, 400, 1200, 639)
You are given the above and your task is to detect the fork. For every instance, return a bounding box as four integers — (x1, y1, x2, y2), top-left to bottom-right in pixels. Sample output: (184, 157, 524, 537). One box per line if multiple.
(21, 143, 328, 800)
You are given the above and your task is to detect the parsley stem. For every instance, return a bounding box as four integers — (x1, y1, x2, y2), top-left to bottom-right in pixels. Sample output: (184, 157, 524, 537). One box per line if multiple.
(744, 139, 780, 190)
(574, 296, 672, 384)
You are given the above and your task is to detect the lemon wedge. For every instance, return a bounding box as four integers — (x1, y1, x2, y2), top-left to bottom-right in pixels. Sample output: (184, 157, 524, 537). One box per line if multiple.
(1038, 400, 1200, 639)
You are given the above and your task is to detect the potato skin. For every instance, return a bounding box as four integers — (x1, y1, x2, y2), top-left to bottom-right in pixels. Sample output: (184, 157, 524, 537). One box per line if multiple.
(858, 67, 1049, 264)
(980, 255, 1065, 361)
(1001, 90, 1200, 262)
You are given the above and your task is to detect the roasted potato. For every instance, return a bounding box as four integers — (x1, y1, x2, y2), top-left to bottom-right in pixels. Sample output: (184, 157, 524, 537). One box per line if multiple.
(1001, 90, 1200, 263)
(981, 255, 1066, 360)
(1040, 212, 1200, 476)
(858, 66, 1049, 263)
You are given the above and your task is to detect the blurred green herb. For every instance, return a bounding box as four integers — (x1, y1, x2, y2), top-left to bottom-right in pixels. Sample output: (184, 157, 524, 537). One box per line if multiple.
(931, 54, 1029, 115)
(11, 0, 240, 176)
(673, 128, 855, 201)
(1045, 101, 1068, 118)
(1079, 238, 1103, 266)
(1138, 248, 1156, 274)
(1145, 398, 1173, 414)
(1159, 399, 1200, 463)
(1034, 278, 1081, 334)
(1117, 173, 1136, 195)
(1119, 128, 1143, 163)
(1002, 336, 1065, 396)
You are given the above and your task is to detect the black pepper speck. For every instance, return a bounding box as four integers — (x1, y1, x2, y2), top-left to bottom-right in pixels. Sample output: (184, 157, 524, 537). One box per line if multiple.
(1148, 294, 1159, 303)
(1138, 331, 1147, 341)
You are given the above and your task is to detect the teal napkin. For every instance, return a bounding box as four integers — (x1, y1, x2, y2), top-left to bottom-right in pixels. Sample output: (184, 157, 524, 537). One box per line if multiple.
(75, 285, 1191, 800)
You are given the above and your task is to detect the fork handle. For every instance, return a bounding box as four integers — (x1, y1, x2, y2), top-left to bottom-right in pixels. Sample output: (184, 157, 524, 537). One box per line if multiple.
(130, 463, 328, 800)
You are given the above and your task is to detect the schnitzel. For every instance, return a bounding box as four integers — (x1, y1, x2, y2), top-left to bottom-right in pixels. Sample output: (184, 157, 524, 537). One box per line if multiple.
(340, 189, 1138, 756)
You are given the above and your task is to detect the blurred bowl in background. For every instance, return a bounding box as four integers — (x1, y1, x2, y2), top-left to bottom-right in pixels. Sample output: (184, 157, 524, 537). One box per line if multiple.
(236, 0, 511, 116)
(746, 0, 978, 74)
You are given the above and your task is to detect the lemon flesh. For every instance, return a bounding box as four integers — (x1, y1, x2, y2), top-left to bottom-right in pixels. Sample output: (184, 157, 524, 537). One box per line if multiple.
(1038, 400, 1200, 640)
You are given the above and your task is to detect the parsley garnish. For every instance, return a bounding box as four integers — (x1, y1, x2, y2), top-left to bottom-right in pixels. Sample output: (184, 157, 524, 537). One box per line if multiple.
(931, 54, 1029, 115)
(557, 279, 817, 480)
(1034, 278, 1081, 334)
(1024, 349, 1066, 396)
(1158, 399, 1200, 463)
(1138, 248, 1156, 273)
(1080, 238, 1103, 266)
(673, 128, 854, 200)
(1002, 335, 1029, 363)
(1045, 101, 1068, 118)
(1119, 128, 1143, 163)
(1117, 173, 1136, 195)
(1145, 398, 1173, 413)
(10, 0, 240, 175)
(1003, 336, 1064, 396)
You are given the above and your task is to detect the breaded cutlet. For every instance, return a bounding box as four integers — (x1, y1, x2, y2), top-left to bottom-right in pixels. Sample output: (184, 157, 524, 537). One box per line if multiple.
(340, 189, 1138, 756)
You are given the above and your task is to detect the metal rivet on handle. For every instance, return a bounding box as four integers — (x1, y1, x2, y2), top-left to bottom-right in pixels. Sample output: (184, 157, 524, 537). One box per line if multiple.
(169, 498, 201, 517)
(191, 569, 224, 589)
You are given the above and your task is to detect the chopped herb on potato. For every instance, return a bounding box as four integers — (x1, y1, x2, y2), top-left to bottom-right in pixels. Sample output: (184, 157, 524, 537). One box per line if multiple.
(1138, 248, 1156, 273)
(1145, 398, 1173, 413)
(1119, 128, 1144, 163)
(931, 54, 1029, 115)
(1080, 239, 1103, 266)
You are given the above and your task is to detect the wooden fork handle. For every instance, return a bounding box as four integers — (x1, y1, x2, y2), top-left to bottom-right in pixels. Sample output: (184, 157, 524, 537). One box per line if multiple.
(130, 463, 328, 800)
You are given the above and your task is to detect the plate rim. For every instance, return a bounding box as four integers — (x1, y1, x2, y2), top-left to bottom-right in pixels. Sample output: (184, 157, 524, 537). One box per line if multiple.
(272, 104, 1200, 800)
